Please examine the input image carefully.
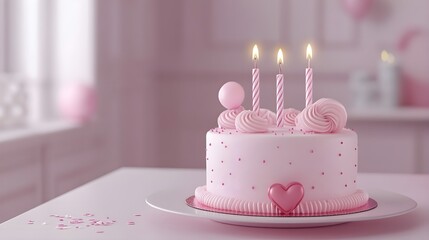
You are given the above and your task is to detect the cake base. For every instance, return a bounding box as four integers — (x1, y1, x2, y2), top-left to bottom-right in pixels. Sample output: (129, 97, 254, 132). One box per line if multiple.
(195, 185, 369, 215)
(188, 194, 376, 217)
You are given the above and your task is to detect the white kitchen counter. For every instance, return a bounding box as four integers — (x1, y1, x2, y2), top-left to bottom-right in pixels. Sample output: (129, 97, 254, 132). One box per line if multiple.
(0, 167, 427, 239)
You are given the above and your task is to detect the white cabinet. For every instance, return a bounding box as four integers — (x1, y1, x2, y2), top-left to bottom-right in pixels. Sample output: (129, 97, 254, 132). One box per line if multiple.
(0, 125, 117, 223)
(0, 143, 43, 222)
(348, 108, 429, 174)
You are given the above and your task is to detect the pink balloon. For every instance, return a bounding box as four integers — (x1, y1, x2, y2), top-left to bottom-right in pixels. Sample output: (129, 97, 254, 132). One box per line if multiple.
(58, 84, 97, 123)
(218, 81, 245, 110)
(342, 0, 373, 20)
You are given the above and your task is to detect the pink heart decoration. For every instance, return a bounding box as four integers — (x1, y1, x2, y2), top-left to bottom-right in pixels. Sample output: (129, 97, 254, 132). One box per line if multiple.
(268, 182, 304, 214)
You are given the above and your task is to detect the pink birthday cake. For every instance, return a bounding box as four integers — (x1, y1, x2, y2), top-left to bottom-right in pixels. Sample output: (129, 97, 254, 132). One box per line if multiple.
(194, 81, 369, 215)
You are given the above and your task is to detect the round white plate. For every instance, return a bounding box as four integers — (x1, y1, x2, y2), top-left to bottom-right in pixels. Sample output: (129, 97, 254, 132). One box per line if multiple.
(146, 188, 417, 228)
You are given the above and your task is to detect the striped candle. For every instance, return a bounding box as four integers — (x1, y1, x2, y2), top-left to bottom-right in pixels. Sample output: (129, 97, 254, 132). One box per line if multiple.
(276, 49, 284, 127)
(305, 68, 313, 107)
(252, 68, 260, 114)
(305, 44, 313, 107)
(276, 74, 284, 127)
(252, 45, 260, 115)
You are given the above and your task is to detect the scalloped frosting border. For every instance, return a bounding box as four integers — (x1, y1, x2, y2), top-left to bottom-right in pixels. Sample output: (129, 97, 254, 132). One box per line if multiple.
(195, 186, 369, 215)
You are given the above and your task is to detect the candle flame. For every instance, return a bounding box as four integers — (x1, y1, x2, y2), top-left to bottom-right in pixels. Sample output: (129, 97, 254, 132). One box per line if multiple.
(306, 44, 312, 60)
(252, 44, 259, 60)
(381, 50, 389, 62)
(381, 50, 395, 63)
(277, 49, 284, 65)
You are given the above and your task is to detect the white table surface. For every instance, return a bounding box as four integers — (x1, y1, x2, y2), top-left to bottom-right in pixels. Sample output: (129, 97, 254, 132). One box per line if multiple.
(0, 167, 428, 239)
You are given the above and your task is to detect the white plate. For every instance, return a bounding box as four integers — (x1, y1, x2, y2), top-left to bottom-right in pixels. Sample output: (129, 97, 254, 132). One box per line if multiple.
(145, 188, 417, 228)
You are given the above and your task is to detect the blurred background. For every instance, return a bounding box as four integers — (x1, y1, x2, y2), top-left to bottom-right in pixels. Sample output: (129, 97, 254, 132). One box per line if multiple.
(0, 0, 429, 222)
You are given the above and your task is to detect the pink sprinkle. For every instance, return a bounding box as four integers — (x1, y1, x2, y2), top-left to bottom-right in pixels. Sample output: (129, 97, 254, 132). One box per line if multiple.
(128, 221, 135, 225)
(134, 214, 141, 217)
(70, 219, 84, 224)
(97, 231, 104, 233)
(263, 160, 266, 163)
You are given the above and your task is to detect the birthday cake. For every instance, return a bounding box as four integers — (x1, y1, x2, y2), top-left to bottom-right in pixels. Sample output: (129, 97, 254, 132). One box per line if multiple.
(194, 80, 369, 215)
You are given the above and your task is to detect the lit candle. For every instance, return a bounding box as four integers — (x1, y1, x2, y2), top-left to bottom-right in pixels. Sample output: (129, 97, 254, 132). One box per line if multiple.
(305, 44, 313, 107)
(276, 49, 284, 127)
(252, 45, 260, 115)
(378, 50, 399, 108)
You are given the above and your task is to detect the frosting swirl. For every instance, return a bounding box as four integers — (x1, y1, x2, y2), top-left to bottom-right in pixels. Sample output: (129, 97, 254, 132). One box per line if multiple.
(217, 106, 244, 129)
(295, 98, 347, 133)
(235, 110, 270, 133)
(259, 108, 276, 126)
(283, 108, 300, 126)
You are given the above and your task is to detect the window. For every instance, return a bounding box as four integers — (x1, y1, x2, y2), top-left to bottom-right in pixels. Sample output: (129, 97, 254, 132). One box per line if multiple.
(0, 0, 95, 132)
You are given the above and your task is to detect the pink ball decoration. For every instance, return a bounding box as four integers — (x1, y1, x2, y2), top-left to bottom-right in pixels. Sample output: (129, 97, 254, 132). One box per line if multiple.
(218, 81, 245, 110)
(58, 84, 97, 123)
(342, 0, 373, 20)
(398, 30, 429, 107)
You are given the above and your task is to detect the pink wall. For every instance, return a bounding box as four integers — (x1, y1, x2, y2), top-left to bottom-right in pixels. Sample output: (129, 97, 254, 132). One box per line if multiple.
(109, 0, 429, 172)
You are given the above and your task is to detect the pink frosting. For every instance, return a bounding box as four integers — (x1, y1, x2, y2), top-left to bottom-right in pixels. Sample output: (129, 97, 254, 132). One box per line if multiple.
(195, 186, 369, 215)
(258, 108, 276, 126)
(235, 110, 271, 133)
(217, 106, 244, 129)
(283, 108, 300, 126)
(295, 98, 347, 133)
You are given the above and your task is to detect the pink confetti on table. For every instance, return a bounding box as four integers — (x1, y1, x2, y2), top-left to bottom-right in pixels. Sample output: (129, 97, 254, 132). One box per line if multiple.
(57, 224, 71, 230)
(128, 221, 135, 225)
(70, 219, 85, 224)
